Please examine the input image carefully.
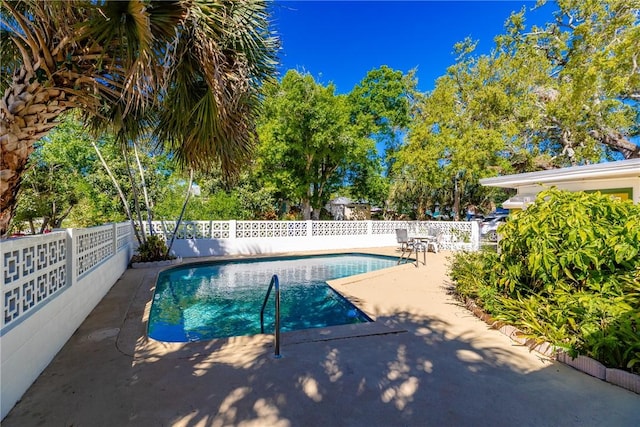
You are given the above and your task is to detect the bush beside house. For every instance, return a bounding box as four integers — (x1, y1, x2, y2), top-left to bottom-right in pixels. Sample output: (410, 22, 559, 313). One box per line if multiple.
(448, 189, 640, 374)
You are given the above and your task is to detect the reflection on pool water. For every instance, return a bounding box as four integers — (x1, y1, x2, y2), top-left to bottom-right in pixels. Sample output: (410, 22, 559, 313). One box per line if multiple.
(148, 253, 398, 342)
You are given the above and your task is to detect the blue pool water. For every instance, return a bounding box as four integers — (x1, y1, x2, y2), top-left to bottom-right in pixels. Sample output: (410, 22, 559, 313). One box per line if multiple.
(148, 253, 398, 342)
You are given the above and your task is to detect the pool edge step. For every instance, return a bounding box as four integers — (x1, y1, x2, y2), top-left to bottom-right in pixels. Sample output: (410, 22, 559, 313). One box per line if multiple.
(282, 321, 407, 346)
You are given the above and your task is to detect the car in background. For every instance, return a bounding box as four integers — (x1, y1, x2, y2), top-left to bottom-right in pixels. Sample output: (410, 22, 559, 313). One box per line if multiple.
(480, 211, 509, 242)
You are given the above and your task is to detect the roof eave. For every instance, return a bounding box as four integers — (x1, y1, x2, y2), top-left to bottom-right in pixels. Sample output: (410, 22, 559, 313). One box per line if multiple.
(479, 159, 640, 188)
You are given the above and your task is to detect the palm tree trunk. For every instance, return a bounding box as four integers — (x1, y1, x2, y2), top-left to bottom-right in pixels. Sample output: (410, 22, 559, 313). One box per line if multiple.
(1, 66, 72, 236)
(91, 140, 143, 245)
(122, 143, 146, 245)
(133, 142, 154, 234)
(166, 169, 193, 258)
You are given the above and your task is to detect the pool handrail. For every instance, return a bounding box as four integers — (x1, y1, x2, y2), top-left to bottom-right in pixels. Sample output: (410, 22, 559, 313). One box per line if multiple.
(260, 274, 281, 358)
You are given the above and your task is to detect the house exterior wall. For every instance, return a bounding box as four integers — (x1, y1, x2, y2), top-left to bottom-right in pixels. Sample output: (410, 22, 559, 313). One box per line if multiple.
(516, 176, 639, 204)
(480, 159, 640, 208)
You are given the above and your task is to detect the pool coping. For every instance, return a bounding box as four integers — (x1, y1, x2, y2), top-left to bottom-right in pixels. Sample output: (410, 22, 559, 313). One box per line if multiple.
(116, 252, 412, 361)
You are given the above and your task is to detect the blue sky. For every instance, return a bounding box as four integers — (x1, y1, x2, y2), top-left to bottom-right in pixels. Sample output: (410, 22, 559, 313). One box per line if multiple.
(270, 1, 558, 93)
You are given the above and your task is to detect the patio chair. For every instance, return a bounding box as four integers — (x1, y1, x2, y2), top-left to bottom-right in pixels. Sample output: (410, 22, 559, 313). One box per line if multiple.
(425, 227, 442, 253)
(395, 228, 426, 266)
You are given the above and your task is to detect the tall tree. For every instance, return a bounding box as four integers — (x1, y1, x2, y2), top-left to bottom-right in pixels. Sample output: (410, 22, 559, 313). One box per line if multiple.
(257, 70, 366, 219)
(0, 0, 277, 236)
(347, 66, 418, 173)
(394, 49, 513, 219)
(395, 0, 639, 216)
(11, 115, 142, 231)
(12, 118, 91, 232)
(455, 0, 640, 168)
(345, 66, 418, 211)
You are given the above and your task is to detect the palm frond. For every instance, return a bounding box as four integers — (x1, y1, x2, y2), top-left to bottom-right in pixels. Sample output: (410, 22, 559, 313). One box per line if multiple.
(153, 0, 278, 178)
(2, 0, 278, 178)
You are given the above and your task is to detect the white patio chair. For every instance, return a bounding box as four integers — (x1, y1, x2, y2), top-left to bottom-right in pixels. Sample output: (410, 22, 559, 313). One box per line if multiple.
(395, 228, 426, 266)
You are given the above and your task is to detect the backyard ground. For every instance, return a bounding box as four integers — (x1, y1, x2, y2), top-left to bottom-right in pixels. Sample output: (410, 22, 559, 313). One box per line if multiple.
(3, 248, 639, 426)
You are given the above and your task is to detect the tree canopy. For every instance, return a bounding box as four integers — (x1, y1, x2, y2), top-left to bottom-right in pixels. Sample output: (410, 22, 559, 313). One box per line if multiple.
(392, 0, 639, 217)
(0, 0, 278, 235)
(256, 70, 361, 219)
(3, 1, 638, 227)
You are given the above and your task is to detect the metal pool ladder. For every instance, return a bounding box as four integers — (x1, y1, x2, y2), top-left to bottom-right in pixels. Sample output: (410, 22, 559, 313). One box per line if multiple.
(260, 274, 281, 358)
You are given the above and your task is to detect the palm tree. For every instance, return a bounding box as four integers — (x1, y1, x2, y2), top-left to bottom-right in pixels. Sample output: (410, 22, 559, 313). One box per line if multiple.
(0, 0, 278, 236)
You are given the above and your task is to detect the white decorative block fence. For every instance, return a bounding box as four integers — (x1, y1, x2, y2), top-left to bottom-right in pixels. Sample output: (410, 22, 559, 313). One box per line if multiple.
(1, 222, 133, 420)
(2, 232, 68, 330)
(144, 220, 480, 258)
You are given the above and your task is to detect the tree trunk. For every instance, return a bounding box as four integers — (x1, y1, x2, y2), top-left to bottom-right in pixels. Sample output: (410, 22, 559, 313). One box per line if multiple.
(122, 144, 146, 245)
(453, 181, 461, 221)
(39, 217, 50, 234)
(166, 169, 193, 258)
(133, 142, 154, 234)
(302, 199, 312, 220)
(417, 199, 426, 220)
(52, 205, 74, 229)
(589, 129, 640, 159)
(311, 207, 321, 220)
(1, 66, 73, 236)
(91, 141, 143, 245)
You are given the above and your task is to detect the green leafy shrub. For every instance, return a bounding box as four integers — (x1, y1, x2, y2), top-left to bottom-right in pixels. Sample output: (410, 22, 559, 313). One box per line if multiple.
(497, 189, 639, 295)
(449, 189, 640, 374)
(135, 235, 174, 262)
(448, 250, 503, 314)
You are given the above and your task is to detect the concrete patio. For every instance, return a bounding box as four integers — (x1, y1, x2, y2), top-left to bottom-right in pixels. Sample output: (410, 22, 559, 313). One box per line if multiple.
(2, 248, 639, 426)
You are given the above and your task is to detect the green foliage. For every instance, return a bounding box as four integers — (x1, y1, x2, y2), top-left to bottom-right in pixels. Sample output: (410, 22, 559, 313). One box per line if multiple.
(394, 1, 638, 215)
(347, 66, 418, 172)
(153, 169, 276, 220)
(449, 189, 640, 374)
(393, 67, 513, 218)
(135, 235, 173, 262)
(448, 250, 504, 314)
(487, 0, 638, 163)
(12, 116, 129, 232)
(497, 189, 640, 294)
(257, 70, 368, 218)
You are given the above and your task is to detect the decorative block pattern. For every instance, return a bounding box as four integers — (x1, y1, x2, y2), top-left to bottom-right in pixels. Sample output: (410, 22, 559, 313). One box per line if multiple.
(312, 221, 368, 236)
(142, 220, 479, 251)
(2, 233, 68, 329)
(372, 221, 412, 235)
(116, 223, 133, 251)
(75, 225, 114, 278)
(236, 221, 307, 238)
(211, 221, 230, 238)
(149, 221, 171, 238)
(2, 222, 133, 332)
(173, 221, 206, 239)
(147, 221, 223, 240)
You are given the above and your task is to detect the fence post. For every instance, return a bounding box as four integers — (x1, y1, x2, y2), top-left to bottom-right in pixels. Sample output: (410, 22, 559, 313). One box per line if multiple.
(306, 220, 313, 237)
(66, 227, 76, 286)
(471, 221, 480, 251)
(229, 220, 237, 240)
(112, 223, 118, 256)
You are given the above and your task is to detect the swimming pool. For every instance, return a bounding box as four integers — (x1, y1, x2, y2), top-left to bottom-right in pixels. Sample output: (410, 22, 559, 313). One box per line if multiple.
(148, 253, 399, 342)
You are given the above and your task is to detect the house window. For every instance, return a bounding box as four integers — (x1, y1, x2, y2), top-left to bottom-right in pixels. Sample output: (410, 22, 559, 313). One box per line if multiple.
(585, 187, 633, 201)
